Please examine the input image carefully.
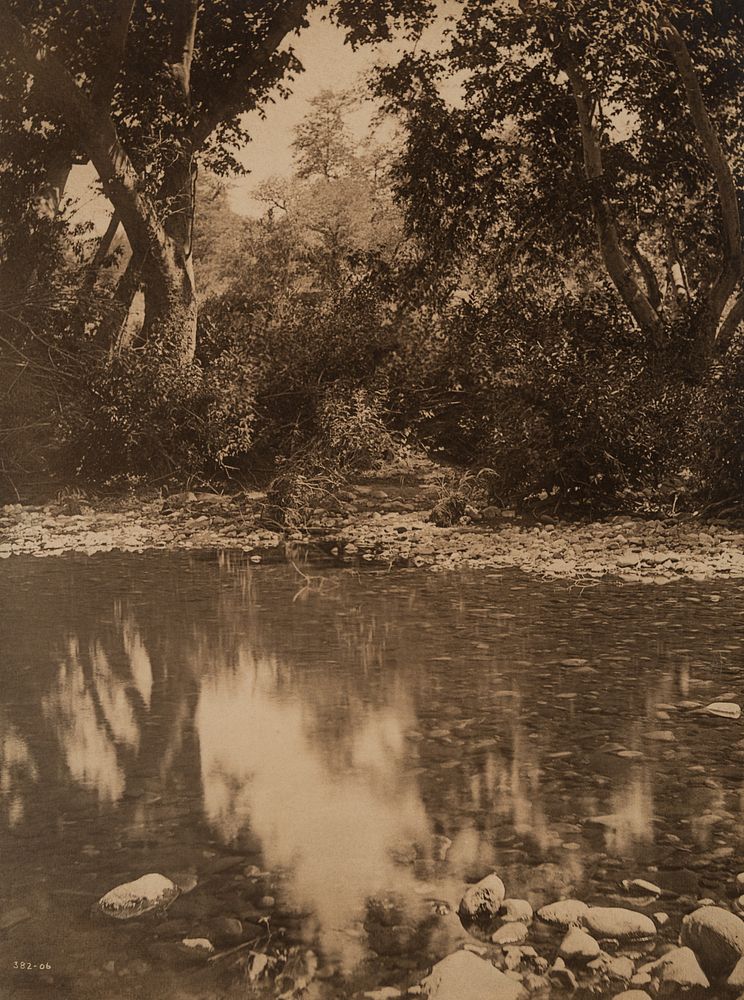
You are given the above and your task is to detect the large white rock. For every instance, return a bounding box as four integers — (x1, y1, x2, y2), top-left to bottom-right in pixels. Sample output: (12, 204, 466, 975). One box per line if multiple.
(611, 993, 652, 1000)
(727, 955, 744, 990)
(559, 927, 600, 964)
(458, 873, 506, 925)
(420, 951, 527, 1000)
(680, 905, 744, 976)
(584, 906, 656, 941)
(703, 702, 741, 719)
(97, 873, 179, 919)
(638, 946, 709, 992)
(500, 898, 533, 923)
(536, 899, 589, 928)
(491, 922, 529, 946)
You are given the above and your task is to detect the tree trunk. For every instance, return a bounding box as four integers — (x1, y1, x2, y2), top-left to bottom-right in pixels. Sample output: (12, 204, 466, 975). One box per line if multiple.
(560, 53, 662, 341)
(97, 249, 143, 352)
(140, 250, 197, 361)
(659, 14, 743, 353)
(717, 288, 744, 354)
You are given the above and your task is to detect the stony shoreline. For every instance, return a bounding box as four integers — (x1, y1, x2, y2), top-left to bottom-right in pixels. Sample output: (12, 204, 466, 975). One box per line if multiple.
(3, 479, 744, 584)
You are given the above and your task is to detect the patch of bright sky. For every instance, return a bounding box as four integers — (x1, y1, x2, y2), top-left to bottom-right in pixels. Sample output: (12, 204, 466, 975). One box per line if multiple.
(66, 3, 461, 231)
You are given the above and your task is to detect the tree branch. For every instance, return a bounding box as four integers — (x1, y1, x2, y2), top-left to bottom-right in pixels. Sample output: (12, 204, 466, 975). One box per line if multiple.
(659, 13, 743, 348)
(167, 0, 199, 102)
(190, 0, 311, 149)
(85, 211, 121, 283)
(628, 241, 662, 312)
(0, 2, 175, 288)
(559, 48, 661, 339)
(717, 286, 744, 354)
(91, 0, 136, 109)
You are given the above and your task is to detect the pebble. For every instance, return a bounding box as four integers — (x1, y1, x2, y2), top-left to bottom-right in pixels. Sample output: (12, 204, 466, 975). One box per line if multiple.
(181, 938, 214, 953)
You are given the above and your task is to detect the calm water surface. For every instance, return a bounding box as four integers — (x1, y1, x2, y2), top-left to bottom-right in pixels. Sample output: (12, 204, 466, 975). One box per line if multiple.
(1, 552, 744, 998)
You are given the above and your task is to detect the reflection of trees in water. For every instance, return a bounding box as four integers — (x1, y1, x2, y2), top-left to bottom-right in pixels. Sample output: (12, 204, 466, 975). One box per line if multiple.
(4, 554, 722, 892)
(0, 715, 38, 827)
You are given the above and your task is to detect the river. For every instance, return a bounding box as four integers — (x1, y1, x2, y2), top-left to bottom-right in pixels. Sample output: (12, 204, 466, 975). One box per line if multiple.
(1, 551, 742, 997)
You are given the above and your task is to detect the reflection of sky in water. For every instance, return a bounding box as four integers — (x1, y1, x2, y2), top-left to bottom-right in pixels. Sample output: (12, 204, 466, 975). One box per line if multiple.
(2, 553, 744, 984)
(196, 650, 429, 963)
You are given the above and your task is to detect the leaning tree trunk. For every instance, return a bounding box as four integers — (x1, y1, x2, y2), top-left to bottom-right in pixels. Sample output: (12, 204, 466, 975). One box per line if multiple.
(140, 250, 197, 361)
(139, 153, 198, 362)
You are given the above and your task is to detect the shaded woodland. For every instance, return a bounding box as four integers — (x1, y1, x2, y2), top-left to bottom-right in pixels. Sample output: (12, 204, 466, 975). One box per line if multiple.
(1, 0, 743, 515)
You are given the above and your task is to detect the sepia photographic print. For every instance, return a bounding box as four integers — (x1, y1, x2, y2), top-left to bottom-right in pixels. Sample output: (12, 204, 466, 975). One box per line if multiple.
(1, 1, 744, 998)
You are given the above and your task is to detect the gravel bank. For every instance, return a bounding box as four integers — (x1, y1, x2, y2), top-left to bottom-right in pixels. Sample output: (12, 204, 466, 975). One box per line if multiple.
(2, 484, 744, 584)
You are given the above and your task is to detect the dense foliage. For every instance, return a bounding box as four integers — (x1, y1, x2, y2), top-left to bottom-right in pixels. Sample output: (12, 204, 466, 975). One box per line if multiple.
(1, 1, 743, 511)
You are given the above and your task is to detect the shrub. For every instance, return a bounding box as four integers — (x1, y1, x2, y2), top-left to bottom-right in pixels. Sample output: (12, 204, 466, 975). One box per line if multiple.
(396, 280, 694, 509)
(317, 384, 395, 470)
(691, 345, 744, 499)
(57, 348, 256, 483)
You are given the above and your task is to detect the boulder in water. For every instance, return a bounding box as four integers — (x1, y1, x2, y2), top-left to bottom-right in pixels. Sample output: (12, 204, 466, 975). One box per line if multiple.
(536, 899, 588, 929)
(584, 906, 656, 941)
(420, 950, 527, 1000)
(500, 898, 533, 923)
(680, 905, 744, 976)
(637, 946, 708, 993)
(558, 927, 600, 964)
(458, 873, 506, 926)
(97, 874, 180, 919)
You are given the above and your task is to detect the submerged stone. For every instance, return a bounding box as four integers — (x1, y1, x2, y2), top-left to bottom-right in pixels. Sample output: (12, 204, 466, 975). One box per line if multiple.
(703, 702, 742, 719)
(622, 878, 661, 897)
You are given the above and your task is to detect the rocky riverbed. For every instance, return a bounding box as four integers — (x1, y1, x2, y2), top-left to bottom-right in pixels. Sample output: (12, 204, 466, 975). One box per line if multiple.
(2, 473, 744, 584)
(84, 854, 744, 999)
